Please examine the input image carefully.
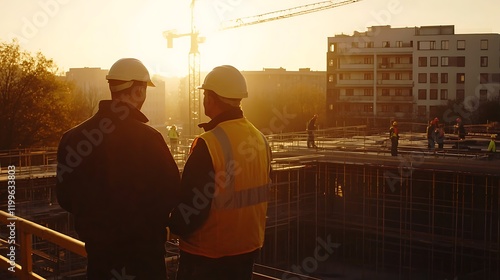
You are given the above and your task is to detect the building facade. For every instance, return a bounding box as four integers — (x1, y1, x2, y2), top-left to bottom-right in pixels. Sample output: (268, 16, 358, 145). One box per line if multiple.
(326, 25, 500, 127)
(241, 67, 326, 133)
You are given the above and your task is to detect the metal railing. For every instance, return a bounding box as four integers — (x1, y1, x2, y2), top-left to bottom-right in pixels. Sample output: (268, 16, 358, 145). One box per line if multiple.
(0, 210, 288, 280)
(0, 210, 85, 279)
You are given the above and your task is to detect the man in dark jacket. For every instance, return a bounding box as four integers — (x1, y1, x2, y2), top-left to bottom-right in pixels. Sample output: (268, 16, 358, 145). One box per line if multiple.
(307, 114, 318, 148)
(56, 58, 180, 280)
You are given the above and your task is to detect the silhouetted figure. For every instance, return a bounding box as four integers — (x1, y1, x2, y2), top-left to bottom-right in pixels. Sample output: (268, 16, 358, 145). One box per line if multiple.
(56, 58, 180, 280)
(389, 121, 399, 156)
(168, 125, 180, 152)
(307, 114, 318, 148)
(426, 120, 437, 150)
(436, 124, 445, 150)
(455, 117, 466, 140)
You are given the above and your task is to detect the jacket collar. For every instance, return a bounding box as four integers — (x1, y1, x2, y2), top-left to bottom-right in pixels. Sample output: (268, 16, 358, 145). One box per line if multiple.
(97, 100, 149, 123)
(198, 107, 243, 132)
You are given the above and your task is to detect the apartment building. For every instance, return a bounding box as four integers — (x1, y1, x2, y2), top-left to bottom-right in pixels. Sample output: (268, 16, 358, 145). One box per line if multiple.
(326, 25, 500, 127)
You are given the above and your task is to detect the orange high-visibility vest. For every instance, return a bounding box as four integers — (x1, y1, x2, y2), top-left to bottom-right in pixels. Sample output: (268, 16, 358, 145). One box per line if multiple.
(179, 118, 271, 258)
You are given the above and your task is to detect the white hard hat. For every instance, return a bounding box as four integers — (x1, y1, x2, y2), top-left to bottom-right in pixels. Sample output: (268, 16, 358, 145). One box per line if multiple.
(106, 58, 155, 88)
(198, 65, 247, 99)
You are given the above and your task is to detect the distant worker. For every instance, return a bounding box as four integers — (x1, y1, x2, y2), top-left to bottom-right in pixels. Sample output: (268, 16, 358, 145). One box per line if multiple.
(455, 117, 466, 140)
(389, 121, 399, 156)
(426, 120, 437, 150)
(307, 114, 318, 148)
(488, 134, 497, 152)
(168, 125, 180, 152)
(169, 65, 272, 280)
(436, 123, 445, 150)
(56, 58, 181, 280)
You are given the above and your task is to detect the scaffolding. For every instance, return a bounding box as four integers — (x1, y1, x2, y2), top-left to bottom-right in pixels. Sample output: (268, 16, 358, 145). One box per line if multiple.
(262, 160, 499, 279)
(1, 127, 499, 279)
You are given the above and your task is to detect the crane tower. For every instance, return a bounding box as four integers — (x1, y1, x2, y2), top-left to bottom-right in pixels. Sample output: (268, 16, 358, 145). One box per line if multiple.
(163, 0, 362, 136)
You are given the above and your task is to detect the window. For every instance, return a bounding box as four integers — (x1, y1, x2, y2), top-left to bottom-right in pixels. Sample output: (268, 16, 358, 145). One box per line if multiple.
(456, 73, 465, 83)
(328, 75, 334, 82)
(329, 43, 335, 52)
(480, 73, 489, 84)
(430, 89, 438, 100)
(363, 105, 372, 112)
(441, 57, 449, 66)
(456, 89, 465, 101)
(480, 89, 488, 101)
(418, 73, 427, 83)
(395, 57, 401, 64)
(396, 41, 403, 47)
(418, 57, 427, 67)
(418, 105, 426, 116)
(339, 73, 350, 80)
(382, 89, 390, 96)
(395, 73, 402, 80)
(364, 73, 373, 80)
(480, 39, 488, 50)
(382, 73, 390, 80)
(418, 41, 435, 50)
(352, 42, 359, 48)
(346, 89, 354, 96)
(440, 89, 448, 100)
(383, 41, 390, 47)
(366, 41, 374, 48)
(441, 73, 448, 83)
(364, 89, 373, 96)
(395, 89, 402, 96)
(418, 41, 430, 50)
(457, 40, 466, 50)
(480, 56, 488, 67)
(441, 40, 449, 50)
(329, 59, 334, 67)
(418, 89, 427, 100)
(364, 57, 373, 64)
(430, 57, 438, 66)
(430, 73, 438, 83)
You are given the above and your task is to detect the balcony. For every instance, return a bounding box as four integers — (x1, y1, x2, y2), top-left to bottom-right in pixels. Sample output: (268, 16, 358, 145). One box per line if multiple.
(338, 95, 374, 102)
(376, 79, 414, 86)
(377, 95, 414, 102)
(378, 63, 412, 70)
(335, 47, 413, 55)
(336, 79, 374, 86)
(335, 64, 374, 71)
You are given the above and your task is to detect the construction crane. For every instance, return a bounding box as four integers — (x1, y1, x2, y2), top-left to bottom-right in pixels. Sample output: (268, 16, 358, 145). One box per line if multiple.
(163, 0, 362, 136)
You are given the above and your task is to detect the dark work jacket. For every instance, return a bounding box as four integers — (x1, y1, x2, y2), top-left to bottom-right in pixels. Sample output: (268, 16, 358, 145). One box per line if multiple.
(168, 108, 244, 237)
(56, 100, 181, 250)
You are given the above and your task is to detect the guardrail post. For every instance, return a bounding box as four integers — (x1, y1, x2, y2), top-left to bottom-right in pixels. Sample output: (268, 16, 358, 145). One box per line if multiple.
(19, 227, 33, 280)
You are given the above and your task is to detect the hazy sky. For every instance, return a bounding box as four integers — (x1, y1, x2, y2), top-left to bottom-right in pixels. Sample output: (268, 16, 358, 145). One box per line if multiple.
(1, 0, 499, 77)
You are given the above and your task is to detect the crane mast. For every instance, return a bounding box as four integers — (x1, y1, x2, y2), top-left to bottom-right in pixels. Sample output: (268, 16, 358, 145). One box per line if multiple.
(164, 0, 362, 137)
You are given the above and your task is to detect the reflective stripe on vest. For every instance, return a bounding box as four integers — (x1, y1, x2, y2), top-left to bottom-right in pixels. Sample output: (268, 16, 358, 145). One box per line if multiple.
(211, 126, 269, 210)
